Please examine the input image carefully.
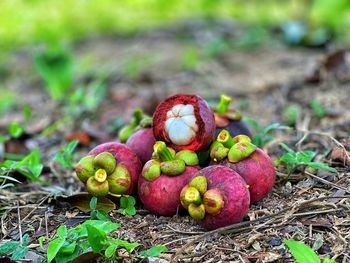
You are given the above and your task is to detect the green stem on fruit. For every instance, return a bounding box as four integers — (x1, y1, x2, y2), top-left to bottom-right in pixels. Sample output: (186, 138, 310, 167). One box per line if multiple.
(118, 108, 145, 142)
(139, 116, 152, 128)
(94, 169, 107, 183)
(217, 129, 234, 148)
(216, 94, 232, 114)
(154, 141, 174, 161)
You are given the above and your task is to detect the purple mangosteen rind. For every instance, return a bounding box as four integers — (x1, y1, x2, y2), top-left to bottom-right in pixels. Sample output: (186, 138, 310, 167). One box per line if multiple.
(181, 165, 250, 230)
(209, 130, 276, 204)
(138, 141, 201, 216)
(82, 142, 142, 196)
(126, 128, 156, 165)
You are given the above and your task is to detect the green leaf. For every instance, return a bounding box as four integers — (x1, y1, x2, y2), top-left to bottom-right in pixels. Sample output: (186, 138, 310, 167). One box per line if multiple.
(33, 46, 74, 102)
(47, 237, 65, 263)
(310, 99, 326, 118)
(110, 239, 140, 252)
(8, 122, 24, 138)
(58, 241, 76, 255)
(15, 149, 44, 180)
(125, 206, 136, 216)
(307, 162, 337, 172)
(53, 140, 79, 169)
(21, 234, 30, 246)
(296, 151, 315, 163)
(55, 246, 80, 263)
(90, 196, 97, 210)
(86, 224, 107, 253)
(0, 241, 20, 255)
(323, 258, 336, 263)
(23, 104, 32, 123)
(38, 236, 46, 250)
(91, 210, 110, 221)
(118, 196, 137, 216)
(105, 244, 117, 258)
(57, 225, 68, 238)
(139, 245, 168, 257)
(284, 240, 321, 263)
(11, 247, 28, 260)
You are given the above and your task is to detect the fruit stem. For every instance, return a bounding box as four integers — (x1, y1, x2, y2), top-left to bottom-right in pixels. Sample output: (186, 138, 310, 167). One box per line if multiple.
(130, 108, 144, 127)
(94, 169, 107, 183)
(139, 116, 152, 128)
(154, 141, 174, 161)
(217, 129, 234, 148)
(216, 94, 232, 114)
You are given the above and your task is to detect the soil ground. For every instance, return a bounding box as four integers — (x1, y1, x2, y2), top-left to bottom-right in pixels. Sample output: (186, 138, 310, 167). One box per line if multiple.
(1, 23, 350, 262)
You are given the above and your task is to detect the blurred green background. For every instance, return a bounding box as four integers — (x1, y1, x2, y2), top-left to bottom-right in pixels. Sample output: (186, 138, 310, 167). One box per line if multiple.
(0, 0, 349, 54)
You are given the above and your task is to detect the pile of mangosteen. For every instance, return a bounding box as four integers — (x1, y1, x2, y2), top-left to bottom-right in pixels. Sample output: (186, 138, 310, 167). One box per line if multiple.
(75, 94, 276, 230)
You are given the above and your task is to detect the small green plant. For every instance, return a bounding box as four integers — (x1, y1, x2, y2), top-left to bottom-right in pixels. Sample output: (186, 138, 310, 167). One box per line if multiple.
(42, 196, 166, 263)
(277, 143, 336, 176)
(181, 47, 201, 71)
(283, 104, 301, 126)
(310, 99, 326, 118)
(0, 149, 45, 184)
(243, 118, 290, 147)
(8, 122, 25, 139)
(284, 240, 336, 263)
(117, 196, 137, 216)
(53, 140, 79, 169)
(33, 46, 74, 102)
(0, 234, 30, 261)
(89, 196, 110, 221)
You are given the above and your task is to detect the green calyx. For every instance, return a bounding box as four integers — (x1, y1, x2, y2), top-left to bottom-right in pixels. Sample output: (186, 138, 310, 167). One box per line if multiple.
(180, 176, 224, 220)
(160, 159, 186, 176)
(76, 151, 132, 197)
(210, 144, 229, 162)
(189, 175, 207, 195)
(175, 150, 199, 166)
(228, 141, 256, 163)
(75, 155, 95, 183)
(188, 204, 206, 220)
(216, 94, 232, 115)
(183, 186, 202, 205)
(209, 130, 256, 163)
(142, 159, 161, 181)
(203, 189, 225, 215)
(107, 164, 131, 195)
(147, 141, 198, 177)
(118, 108, 150, 142)
(86, 177, 109, 197)
(93, 152, 116, 174)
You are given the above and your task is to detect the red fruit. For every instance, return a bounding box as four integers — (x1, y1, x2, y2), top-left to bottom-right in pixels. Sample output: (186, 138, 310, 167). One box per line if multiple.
(220, 148, 276, 204)
(138, 166, 199, 216)
(88, 142, 142, 195)
(126, 128, 156, 164)
(152, 94, 215, 152)
(181, 165, 250, 230)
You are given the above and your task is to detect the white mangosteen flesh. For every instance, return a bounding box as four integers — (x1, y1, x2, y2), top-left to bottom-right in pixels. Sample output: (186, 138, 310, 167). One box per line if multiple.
(165, 104, 198, 145)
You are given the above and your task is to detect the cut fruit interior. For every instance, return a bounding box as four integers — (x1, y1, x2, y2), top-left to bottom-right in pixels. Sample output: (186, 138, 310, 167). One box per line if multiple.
(165, 104, 198, 145)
